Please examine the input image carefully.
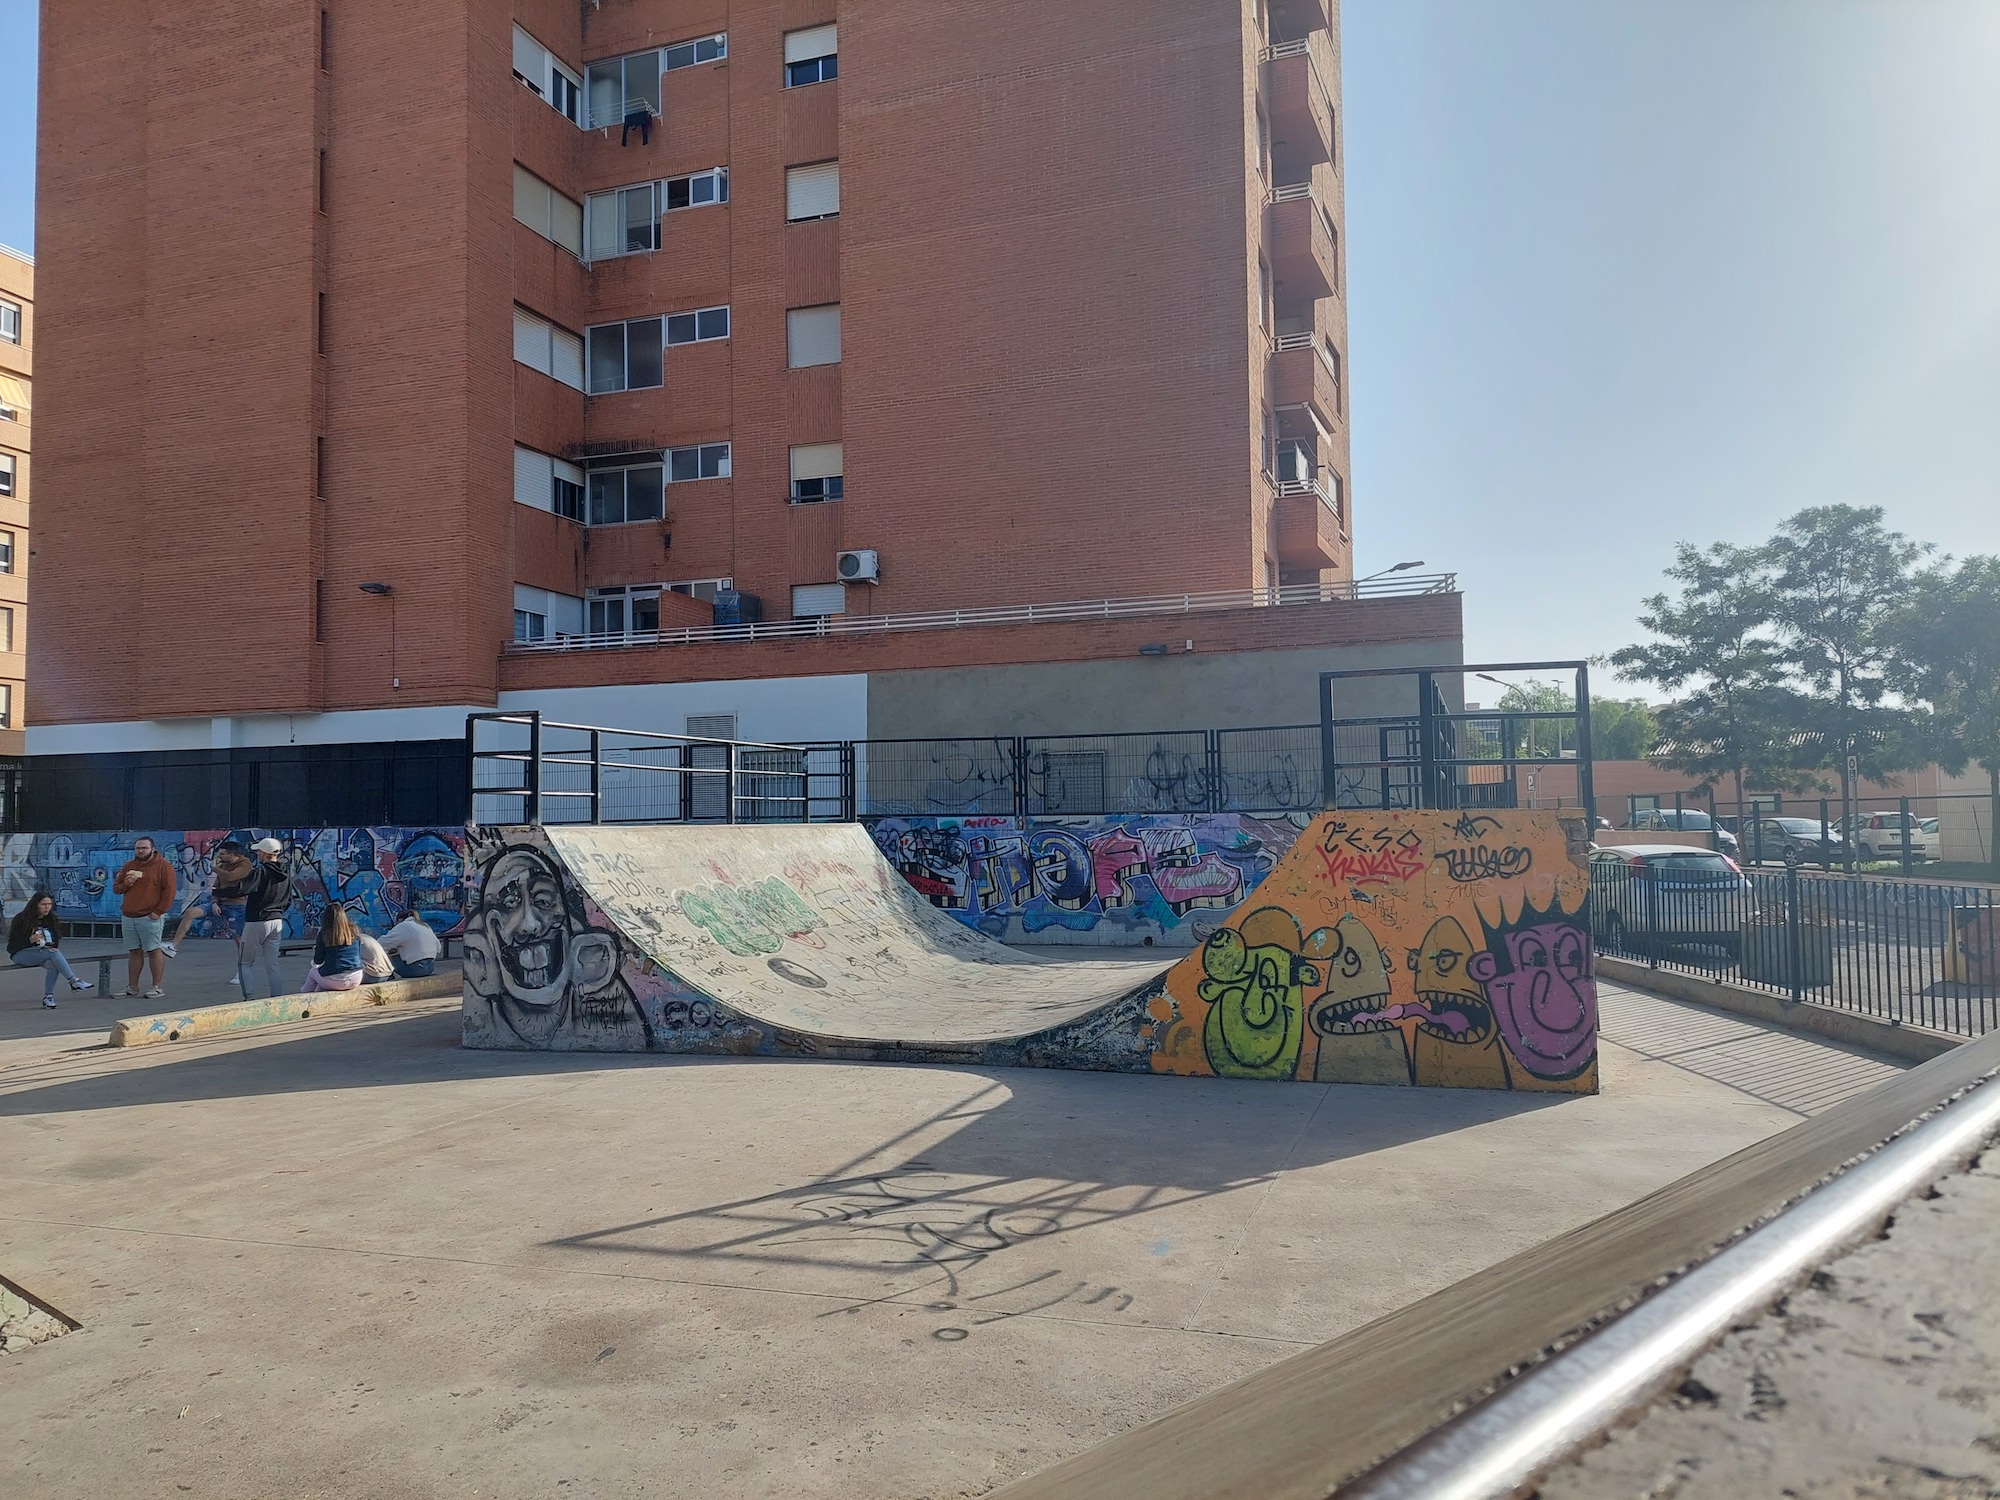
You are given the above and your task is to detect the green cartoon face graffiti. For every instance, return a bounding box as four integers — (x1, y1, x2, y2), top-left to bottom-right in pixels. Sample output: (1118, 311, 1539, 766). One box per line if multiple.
(1198, 908, 1333, 1080)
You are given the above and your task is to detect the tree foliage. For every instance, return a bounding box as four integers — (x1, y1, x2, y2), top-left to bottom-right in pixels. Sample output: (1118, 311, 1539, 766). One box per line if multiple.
(1887, 555, 2000, 877)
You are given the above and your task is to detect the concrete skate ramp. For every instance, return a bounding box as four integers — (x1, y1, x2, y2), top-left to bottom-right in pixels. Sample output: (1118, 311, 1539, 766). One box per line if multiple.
(460, 810, 1602, 1092)
(459, 824, 1172, 1062)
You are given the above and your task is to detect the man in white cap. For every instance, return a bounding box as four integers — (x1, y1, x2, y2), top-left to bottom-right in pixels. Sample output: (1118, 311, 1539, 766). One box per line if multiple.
(231, 837, 295, 999)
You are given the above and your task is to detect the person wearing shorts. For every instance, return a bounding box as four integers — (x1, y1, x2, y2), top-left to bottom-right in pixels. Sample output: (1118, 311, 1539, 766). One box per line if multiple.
(164, 841, 254, 981)
(115, 836, 178, 999)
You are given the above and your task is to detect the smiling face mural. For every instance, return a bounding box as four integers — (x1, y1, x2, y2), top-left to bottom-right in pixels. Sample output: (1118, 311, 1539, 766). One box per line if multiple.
(1154, 809, 1598, 1092)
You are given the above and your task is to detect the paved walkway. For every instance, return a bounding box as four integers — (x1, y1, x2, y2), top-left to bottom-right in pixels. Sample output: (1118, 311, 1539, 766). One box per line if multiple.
(0, 979, 1908, 1498)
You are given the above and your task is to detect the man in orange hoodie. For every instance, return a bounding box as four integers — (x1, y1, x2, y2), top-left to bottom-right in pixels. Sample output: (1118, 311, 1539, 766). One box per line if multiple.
(115, 836, 178, 999)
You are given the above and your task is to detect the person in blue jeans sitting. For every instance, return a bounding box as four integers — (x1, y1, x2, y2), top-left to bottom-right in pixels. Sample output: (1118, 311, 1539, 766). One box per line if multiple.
(303, 905, 366, 993)
(9, 892, 94, 1009)
(378, 908, 442, 979)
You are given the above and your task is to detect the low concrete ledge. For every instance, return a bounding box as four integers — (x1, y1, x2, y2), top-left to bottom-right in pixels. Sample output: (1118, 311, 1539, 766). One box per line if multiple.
(1598, 955, 1964, 1063)
(108, 972, 461, 1048)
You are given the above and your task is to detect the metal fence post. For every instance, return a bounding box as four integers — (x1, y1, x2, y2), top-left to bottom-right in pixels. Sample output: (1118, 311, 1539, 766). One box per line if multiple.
(1013, 737, 1029, 820)
(724, 742, 737, 825)
(1644, 864, 1660, 970)
(1206, 730, 1224, 814)
(1899, 794, 1912, 877)
(525, 711, 543, 825)
(589, 728, 602, 825)
(843, 741, 857, 823)
(1785, 855, 1804, 1005)
(1819, 796, 1832, 871)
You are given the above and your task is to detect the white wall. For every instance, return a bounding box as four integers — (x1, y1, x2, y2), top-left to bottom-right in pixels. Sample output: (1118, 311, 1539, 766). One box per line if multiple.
(497, 676, 867, 746)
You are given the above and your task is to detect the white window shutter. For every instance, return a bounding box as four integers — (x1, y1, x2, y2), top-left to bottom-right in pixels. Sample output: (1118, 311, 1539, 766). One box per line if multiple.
(550, 191, 583, 256)
(548, 592, 584, 636)
(513, 165, 545, 233)
(786, 305, 841, 368)
(513, 309, 546, 371)
(785, 162, 840, 221)
(789, 442, 843, 482)
(784, 24, 836, 63)
(512, 26, 546, 85)
(551, 327, 585, 390)
(513, 583, 550, 615)
(791, 583, 847, 618)
(585, 193, 620, 260)
(514, 447, 554, 509)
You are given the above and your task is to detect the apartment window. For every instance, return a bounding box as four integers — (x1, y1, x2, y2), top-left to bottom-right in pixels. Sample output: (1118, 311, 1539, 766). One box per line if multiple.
(785, 162, 839, 222)
(0, 606, 14, 652)
(0, 373, 25, 420)
(0, 529, 14, 573)
(786, 304, 841, 368)
(317, 149, 328, 213)
(513, 584, 583, 643)
(1327, 468, 1345, 522)
(513, 307, 585, 391)
(585, 182, 661, 259)
(0, 453, 13, 497)
(0, 300, 17, 344)
(1325, 339, 1342, 414)
(585, 36, 725, 126)
(1255, 108, 1270, 182)
(320, 8, 330, 69)
(669, 579, 732, 604)
(515, 166, 584, 257)
(1256, 258, 1270, 329)
(669, 442, 732, 482)
(587, 585, 662, 637)
(586, 307, 729, 394)
(0, 683, 13, 729)
(789, 443, 843, 503)
(514, 25, 585, 126)
(586, 456, 665, 525)
(665, 167, 728, 212)
(784, 24, 837, 87)
(514, 446, 586, 520)
(315, 436, 325, 497)
(792, 583, 846, 618)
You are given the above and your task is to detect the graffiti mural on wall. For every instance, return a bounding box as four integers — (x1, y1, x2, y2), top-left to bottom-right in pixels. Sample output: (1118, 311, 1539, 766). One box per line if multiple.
(1148, 809, 1598, 1092)
(865, 814, 1309, 947)
(0, 828, 467, 940)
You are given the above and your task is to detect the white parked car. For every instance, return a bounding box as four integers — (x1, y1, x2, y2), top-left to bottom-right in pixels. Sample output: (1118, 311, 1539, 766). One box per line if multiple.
(1843, 812, 1938, 863)
(1588, 844, 1756, 959)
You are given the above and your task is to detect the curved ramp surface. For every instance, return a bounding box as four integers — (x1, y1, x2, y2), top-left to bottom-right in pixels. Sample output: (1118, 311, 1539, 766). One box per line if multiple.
(459, 824, 1172, 1064)
(460, 810, 1600, 1093)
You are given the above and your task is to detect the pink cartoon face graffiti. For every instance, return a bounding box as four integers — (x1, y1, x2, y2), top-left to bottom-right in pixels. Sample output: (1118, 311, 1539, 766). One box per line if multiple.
(1467, 914, 1597, 1081)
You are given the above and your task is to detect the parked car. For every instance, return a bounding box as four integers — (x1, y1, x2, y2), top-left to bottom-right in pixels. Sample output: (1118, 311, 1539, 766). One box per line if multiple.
(1740, 816, 1841, 864)
(1623, 807, 1740, 857)
(1588, 845, 1755, 958)
(1842, 811, 1938, 862)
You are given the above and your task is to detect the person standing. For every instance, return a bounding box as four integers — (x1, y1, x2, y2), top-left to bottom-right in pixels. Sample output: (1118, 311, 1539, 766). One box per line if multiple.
(161, 840, 253, 976)
(302, 906, 365, 993)
(235, 837, 294, 999)
(115, 836, 178, 999)
(378, 908, 442, 979)
(9, 892, 93, 1009)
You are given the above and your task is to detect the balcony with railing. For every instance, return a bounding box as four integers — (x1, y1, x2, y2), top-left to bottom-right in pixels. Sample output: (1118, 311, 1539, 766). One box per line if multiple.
(1266, 0, 1330, 45)
(1271, 451, 1345, 568)
(504, 572, 1452, 653)
(1263, 40, 1333, 174)
(1268, 183, 1338, 311)
(1270, 329, 1342, 438)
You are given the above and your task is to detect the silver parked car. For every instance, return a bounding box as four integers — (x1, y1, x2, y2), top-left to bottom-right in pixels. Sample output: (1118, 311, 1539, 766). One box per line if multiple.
(1589, 844, 1755, 959)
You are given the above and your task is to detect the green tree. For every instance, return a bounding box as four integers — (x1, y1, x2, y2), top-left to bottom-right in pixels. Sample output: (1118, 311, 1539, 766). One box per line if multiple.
(1888, 556, 2000, 880)
(1590, 698, 1660, 761)
(1761, 505, 1931, 859)
(1496, 678, 1575, 759)
(1610, 541, 1806, 814)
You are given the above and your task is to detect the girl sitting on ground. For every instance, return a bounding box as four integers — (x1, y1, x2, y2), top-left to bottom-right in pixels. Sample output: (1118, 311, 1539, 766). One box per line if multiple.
(9, 892, 94, 1009)
(302, 905, 366, 993)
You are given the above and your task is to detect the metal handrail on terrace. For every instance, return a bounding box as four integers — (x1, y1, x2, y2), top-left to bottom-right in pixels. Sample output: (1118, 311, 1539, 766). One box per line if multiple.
(1274, 476, 1339, 513)
(1272, 330, 1315, 351)
(507, 573, 1457, 652)
(1270, 181, 1315, 203)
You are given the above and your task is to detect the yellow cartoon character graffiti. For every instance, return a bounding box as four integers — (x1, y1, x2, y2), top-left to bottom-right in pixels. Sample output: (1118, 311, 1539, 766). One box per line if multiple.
(1198, 907, 1334, 1080)
(1305, 914, 1407, 1085)
(1404, 914, 1507, 1089)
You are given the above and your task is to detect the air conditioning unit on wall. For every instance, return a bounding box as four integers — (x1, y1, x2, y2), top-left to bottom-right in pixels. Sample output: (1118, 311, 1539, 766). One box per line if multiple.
(836, 548, 881, 583)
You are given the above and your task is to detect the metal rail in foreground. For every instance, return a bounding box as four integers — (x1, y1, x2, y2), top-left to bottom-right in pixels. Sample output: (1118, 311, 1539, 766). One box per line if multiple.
(1338, 1064, 2000, 1500)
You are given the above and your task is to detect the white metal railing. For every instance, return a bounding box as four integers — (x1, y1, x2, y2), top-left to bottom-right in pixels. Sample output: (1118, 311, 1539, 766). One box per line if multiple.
(1270, 181, 1314, 203)
(1263, 38, 1311, 59)
(507, 574, 1455, 653)
(1272, 330, 1314, 351)
(590, 96, 662, 130)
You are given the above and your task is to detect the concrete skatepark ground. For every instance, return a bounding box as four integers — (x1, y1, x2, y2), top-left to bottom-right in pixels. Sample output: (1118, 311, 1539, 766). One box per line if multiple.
(0, 967, 1904, 1499)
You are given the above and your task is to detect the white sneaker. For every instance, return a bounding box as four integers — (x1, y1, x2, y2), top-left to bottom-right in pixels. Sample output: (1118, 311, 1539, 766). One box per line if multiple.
(159, 942, 178, 959)
(144, 987, 166, 1000)
(120, 989, 141, 999)
(42, 997, 57, 1010)
(229, 973, 241, 986)
(69, 979, 93, 992)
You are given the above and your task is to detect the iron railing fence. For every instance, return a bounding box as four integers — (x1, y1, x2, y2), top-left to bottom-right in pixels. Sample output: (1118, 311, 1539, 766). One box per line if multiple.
(1599, 787, 1996, 878)
(1589, 857, 2000, 1039)
(468, 713, 850, 827)
(854, 728, 1331, 818)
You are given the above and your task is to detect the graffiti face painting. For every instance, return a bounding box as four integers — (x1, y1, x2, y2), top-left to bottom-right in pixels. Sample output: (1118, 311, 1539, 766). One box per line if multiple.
(1156, 809, 1598, 1092)
(463, 843, 635, 1047)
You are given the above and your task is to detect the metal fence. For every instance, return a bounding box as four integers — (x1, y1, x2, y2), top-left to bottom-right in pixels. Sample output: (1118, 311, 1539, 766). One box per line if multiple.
(854, 728, 1325, 818)
(1589, 854, 2000, 1039)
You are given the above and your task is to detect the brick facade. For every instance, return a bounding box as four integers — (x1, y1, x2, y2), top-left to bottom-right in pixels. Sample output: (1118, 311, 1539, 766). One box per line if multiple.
(32, 0, 1354, 732)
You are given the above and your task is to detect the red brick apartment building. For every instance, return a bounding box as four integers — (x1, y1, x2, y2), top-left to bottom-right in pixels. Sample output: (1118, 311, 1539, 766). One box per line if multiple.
(26, 0, 1460, 825)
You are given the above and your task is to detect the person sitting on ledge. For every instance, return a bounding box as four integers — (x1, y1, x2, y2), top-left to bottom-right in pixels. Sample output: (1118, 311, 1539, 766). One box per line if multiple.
(378, 908, 442, 980)
(302, 906, 366, 994)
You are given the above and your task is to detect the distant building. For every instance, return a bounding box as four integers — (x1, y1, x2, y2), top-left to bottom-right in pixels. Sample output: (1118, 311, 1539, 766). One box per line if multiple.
(0, 243, 29, 770)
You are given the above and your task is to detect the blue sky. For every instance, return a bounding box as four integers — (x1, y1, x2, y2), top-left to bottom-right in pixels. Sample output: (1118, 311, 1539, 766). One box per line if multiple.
(1, 1, 1994, 676)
